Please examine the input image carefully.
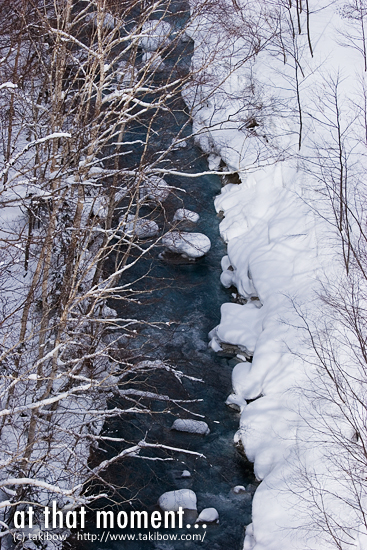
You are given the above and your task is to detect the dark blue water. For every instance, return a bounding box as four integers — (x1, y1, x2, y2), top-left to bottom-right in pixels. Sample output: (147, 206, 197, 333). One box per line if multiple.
(69, 3, 256, 549)
(92, 128, 256, 550)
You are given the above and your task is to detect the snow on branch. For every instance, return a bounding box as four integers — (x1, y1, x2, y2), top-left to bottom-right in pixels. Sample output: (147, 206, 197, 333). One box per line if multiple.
(0, 381, 99, 417)
(0, 83, 17, 91)
(0, 133, 71, 183)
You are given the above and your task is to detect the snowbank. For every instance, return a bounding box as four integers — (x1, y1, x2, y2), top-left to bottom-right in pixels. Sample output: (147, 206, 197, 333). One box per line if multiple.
(139, 20, 171, 52)
(142, 52, 164, 71)
(185, 0, 367, 548)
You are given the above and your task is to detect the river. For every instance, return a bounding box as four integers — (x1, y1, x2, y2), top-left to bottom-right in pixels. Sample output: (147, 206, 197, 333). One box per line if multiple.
(69, 3, 256, 549)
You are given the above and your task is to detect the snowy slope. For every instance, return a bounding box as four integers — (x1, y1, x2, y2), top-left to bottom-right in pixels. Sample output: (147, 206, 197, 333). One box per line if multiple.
(185, 1, 367, 548)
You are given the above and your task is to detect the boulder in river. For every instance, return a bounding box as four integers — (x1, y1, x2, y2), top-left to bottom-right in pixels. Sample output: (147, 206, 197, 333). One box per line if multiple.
(171, 139, 188, 150)
(233, 485, 247, 494)
(173, 208, 200, 223)
(140, 175, 170, 203)
(171, 418, 210, 435)
(158, 489, 197, 511)
(119, 214, 159, 238)
(162, 231, 211, 259)
(196, 508, 219, 524)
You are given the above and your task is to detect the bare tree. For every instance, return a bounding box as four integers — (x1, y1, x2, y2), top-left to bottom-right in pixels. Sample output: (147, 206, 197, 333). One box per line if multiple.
(339, 0, 367, 72)
(0, 0, 223, 542)
(287, 68, 367, 548)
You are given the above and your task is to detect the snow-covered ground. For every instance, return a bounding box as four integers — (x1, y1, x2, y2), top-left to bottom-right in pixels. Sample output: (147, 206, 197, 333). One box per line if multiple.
(0, 10, 205, 547)
(185, 1, 367, 549)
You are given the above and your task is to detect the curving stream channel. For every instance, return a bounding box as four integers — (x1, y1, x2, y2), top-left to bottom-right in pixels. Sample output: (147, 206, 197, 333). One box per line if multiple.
(70, 3, 257, 549)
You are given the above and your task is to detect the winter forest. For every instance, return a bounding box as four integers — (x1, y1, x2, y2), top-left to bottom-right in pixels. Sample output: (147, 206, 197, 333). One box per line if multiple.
(1, 0, 367, 549)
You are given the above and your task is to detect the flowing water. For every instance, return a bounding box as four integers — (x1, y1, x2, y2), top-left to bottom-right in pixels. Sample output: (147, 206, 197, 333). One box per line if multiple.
(69, 3, 256, 549)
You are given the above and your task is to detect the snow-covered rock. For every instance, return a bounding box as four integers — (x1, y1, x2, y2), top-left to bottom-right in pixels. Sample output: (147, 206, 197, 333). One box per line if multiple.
(209, 302, 264, 357)
(171, 418, 210, 435)
(142, 52, 164, 71)
(173, 208, 199, 223)
(196, 508, 219, 524)
(229, 362, 252, 407)
(171, 139, 188, 150)
(115, 61, 137, 86)
(140, 176, 170, 202)
(233, 485, 247, 494)
(181, 470, 191, 478)
(119, 214, 159, 238)
(180, 31, 191, 43)
(243, 523, 255, 550)
(139, 20, 171, 52)
(85, 11, 116, 30)
(208, 154, 222, 171)
(225, 393, 243, 411)
(158, 489, 197, 511)
(82, 196, 108, 223)
(162, 232, 211, 258)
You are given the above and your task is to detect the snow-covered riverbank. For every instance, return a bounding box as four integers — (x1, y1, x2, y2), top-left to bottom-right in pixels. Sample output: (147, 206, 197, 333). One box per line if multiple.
(185, 1, 367, 548)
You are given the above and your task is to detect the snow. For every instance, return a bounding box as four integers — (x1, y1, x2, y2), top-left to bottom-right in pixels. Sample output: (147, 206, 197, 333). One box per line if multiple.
(140, 175, 170, 202)
(139, 21, 171, 52)
(181, 470, 191, 478)
(171, 419, 210, 435)
(356, 526, 367, 550)
(173, 208, 200, 223)
(171, 139, 188, 150)
(158, 489, 197, 511)
(1, 3, 365, 549)
(0, 82, 17, 90)
(207, 154, 221, 171)
(243, 523, 256, 550)
(196, 508, 219, 523)
(185, 0, 367, 548)
(119, 214, 159, 238)
(209, 301, 265, 356)
(85, 11, 116, 30)
(142, 52, 164, 71)
(209, 166, 325, 549)
(162, 232, 211, 258)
